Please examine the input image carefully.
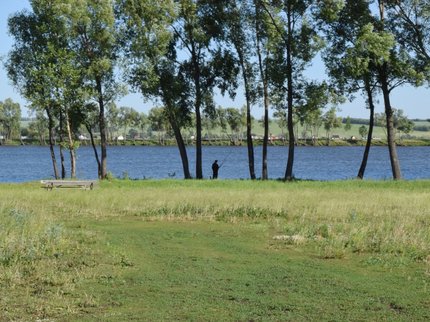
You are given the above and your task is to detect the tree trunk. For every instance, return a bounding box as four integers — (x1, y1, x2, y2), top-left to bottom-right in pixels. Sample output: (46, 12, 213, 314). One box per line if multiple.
(262, 73, 269, 180)
(357, 78, 375, 179)
(59, 145, 66, 179)
(195, 97, 203, 179)
(38, 133, 44, 145)
(379, 64, 402, 179)
(86, 122, 101, 178)
(46, 108, 59, 179)
(192, 48, 203, 179)
(59, 111, 66, 179)
(65, 111, 76, 179)
(377, 1, 402, 179)
(284, 6, 295, 181)
(168, 112, 192, 179)
(255, 10, 269, 180)
(237, 48, 256, 180)
(96, 78, 108, 179)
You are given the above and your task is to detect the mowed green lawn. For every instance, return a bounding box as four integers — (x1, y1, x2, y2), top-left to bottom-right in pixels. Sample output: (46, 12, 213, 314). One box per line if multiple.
(0, 180, 429, 321)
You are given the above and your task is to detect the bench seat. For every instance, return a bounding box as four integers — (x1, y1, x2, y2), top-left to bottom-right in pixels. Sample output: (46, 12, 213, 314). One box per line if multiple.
(41, 180, 97, 190)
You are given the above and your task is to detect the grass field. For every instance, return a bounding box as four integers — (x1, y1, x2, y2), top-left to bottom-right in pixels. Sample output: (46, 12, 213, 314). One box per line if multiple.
(0, 180, 429, 320)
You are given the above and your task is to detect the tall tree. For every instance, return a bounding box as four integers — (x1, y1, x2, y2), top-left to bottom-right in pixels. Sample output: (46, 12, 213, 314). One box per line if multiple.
(323, 0, 423, 179)
(60, 0, 122, 179)
(170, 0, 238, 179)
(259, 0, 325, 181)
(221, 0, 258, 179)
(6, 0, 69, 179)
(322, 0, 379, 179)
(80, 102, 102, 177)
(254, 0, 279, 180)
(50, 45, 85, 178)
(116, 0, 192, 179)
(373, 0, 423, 179)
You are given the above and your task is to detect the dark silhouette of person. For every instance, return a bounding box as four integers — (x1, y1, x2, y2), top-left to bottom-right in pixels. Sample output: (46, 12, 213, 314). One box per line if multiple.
(212, 160, 220, 179)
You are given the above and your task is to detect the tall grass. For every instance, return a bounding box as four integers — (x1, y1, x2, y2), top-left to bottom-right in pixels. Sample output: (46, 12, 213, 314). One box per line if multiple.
(0, 180, 429, 319)
(5, 180, 428, 262)
(0, 192, 102, 319)
(0, 207, 64, 266)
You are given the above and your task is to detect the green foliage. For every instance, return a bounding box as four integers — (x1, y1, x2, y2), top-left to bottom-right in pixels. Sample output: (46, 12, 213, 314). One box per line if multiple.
(0, 98, 21, 141)
(344, 116, 352, 132)
(225, 107, 243, 135)
(6, 0, 430, 181)
(323, 107, 342, 137)
(389, 0, 430, 82)
(353, 23, 395, 70)
(317, 0, 345, 22)
(358, 124, 368, 138)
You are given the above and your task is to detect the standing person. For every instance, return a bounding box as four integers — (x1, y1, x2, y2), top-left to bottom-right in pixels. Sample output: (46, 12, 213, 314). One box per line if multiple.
(212, 160, 220, 179)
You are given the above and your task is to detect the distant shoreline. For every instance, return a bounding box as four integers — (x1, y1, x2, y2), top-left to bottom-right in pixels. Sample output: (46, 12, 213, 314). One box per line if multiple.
(2, 138, 430, 147)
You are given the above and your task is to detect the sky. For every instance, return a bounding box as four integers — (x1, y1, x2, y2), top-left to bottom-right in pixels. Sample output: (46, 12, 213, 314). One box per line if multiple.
(1, 1, 430, 120)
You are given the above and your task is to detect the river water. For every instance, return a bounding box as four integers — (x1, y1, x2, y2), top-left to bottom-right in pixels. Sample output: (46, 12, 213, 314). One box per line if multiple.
(0, 145, 429, 182)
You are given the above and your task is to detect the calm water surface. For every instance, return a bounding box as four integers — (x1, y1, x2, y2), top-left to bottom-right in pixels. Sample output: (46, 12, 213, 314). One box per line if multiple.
(0, 145, 429, 182)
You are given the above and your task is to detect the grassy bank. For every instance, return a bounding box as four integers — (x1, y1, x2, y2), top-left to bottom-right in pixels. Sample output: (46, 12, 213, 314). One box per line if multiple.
(1, 180, 429, 320)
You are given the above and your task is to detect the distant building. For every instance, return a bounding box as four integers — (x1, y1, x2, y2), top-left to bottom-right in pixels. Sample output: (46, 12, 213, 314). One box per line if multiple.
(78, 134, 88, 140)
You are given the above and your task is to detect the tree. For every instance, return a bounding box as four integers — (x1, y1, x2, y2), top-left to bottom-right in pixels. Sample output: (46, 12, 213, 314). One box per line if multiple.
(321, 0, 378, 179)
(371, 0, 423, 179)
(116, 0, 192, 179)
(295, 82, 330, 145)
(225, 107, 242, 144)
(137, 112, 148, 139)
(273, 109, 287, 142)
(80, 102, 102, 177)
(375, 112, 387, 133)
(60, 0, 122, 179)
(388, 0, 430, 75)
(253, 0, 278, 180)
(6, 1, 70, 179)
(322, 0, 423, 179)
(221, 0, 258, 179)
(344, 116, 352, 132)
(118, 106, 140, 138)
(359, 125, 368, 138)
(309, 109, 323, 144)
(202, 109, 219, 143)
(148, 107, 168, 145)
(50, 47, 85, 179)
(28, 112, 49, 145)
(259, 0, 326, 181)
(323, 107, 342, 144)
(106, 103, 120, 142)
(216, 106, 228, 138)
(395, 111, 414, 139)
(0, 99, 21, 141)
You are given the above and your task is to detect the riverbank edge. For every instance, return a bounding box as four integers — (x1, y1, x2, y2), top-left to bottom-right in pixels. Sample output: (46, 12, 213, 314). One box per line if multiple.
(3, 138, 430, 147)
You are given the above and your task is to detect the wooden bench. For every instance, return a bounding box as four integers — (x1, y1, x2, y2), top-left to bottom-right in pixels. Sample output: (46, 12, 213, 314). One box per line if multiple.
(41, 180, 97, 190)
